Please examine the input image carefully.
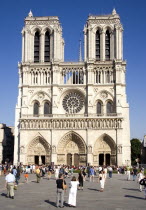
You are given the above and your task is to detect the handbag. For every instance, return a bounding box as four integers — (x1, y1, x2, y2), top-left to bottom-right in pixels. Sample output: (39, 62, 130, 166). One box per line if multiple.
(14, 185, 18, 190)
(63, 181, 67, 190)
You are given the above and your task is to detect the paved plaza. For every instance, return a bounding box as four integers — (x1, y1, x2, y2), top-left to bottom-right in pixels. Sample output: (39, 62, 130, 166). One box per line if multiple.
(0, 173, 145, 210)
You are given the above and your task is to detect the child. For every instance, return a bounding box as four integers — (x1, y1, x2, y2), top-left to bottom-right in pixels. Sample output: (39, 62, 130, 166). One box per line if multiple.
(24, 172, 29, 183)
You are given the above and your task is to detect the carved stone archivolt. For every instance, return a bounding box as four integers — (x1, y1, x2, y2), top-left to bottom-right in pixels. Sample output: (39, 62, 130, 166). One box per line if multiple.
(66, 141, 79, 154)
(57, 131, 86, 154)
(94, 134, 116, 154)
(20, 118, 122, 130)
(27, 136, 51, 157)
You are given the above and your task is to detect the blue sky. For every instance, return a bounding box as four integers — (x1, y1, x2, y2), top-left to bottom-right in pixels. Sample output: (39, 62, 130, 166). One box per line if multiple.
(0, 0, 146, 140)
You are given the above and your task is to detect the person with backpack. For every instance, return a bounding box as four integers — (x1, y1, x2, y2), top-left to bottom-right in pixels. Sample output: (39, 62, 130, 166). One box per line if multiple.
(139, 175, 146, 199)
(137, 170, 144, 192)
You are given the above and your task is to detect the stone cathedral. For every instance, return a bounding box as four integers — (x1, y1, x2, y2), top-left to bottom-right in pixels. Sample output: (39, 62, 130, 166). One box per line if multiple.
(14, 9, 131, 166)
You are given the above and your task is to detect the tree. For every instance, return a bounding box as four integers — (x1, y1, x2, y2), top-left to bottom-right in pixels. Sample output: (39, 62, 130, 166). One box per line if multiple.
(131, 138, 142, 165)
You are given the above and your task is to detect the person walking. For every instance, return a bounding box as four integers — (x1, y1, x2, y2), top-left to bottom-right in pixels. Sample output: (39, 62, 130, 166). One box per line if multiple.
(5, 170, 15, 199)
(12, 166, 17, 177)
(132, 167, 137, 181)
(108, 166, 113, 178)
(89, 166, 94, 182)
(24, 172, 29, 183)
(139, 176, 146, 199)
(15, 166, 21, 185)
(126, 166, 131, 181)
(68, 176, 79, 207)
(98, 170, 106, 192)
(78, 171, 83, 190)
(35, 166, 41, 183)
(56, 173, 66, 208)
(137, 170, 144, 192)
(82, 168, 86, 181)
(54, 166, 59, 180)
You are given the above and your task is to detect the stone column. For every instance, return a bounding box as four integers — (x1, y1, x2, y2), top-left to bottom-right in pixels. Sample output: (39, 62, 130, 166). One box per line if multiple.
(72, 154, 74, 166)
(84, 30, 87, 61)
(116, 27, 119, 59)
(101, 31, 105, 61)
(39, 156, 42, 165)
(0, 143, 3, 163)
(24, 32, 28, 62)
(53, 30, 57, 61)
(110, 31, 114, 60)
(22, 31, 25, 62)
(40, 33, 45, 62)
(119, 28, 123, 60)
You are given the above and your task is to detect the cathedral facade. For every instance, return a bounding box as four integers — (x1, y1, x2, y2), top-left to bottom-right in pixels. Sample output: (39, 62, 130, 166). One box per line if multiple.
(14, 9, 131, 166)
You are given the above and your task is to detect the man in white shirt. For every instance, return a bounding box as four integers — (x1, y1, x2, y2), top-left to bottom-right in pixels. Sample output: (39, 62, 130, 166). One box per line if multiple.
(5, 170, 15, 199)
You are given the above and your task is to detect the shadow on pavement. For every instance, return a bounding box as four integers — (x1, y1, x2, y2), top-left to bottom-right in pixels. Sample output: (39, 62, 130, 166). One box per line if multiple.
(87, 188, 99, 191)
(44, 200, 57, 207)
(123, 188, 139, 191)
(125, 195, 144, 200)
(1, 193, 7, 197)
(31, 181, 37, 183)
(45, 200, 69, 207)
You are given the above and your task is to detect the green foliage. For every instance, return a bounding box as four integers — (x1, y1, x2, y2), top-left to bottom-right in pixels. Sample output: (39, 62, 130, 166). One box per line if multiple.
(131, 138, 142, 165)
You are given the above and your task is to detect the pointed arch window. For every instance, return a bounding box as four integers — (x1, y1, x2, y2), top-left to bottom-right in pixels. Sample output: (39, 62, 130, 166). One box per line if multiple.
(33, 102, 39, 116)
(106, 101, 113, 114)
(105, 30, 110, 60)
(96, 30, 100, 60)
(45, 31, 50, 62)
(34, 31, 40, 63)
(44, 102, 51, 116)
(97, 101, 102, 115)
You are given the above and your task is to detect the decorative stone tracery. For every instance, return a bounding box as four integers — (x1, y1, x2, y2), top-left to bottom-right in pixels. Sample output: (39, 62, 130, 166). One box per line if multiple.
(62, 92, 84, 113)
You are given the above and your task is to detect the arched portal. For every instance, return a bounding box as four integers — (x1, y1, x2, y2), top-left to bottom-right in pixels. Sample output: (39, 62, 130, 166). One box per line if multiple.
(93, 134, 116, 166)
(57, 131, 87, 166)
(27, 136, 51, 165)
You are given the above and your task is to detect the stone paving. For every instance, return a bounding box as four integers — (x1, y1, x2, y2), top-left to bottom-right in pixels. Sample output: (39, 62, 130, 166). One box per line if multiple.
(0, 173, 145, 210)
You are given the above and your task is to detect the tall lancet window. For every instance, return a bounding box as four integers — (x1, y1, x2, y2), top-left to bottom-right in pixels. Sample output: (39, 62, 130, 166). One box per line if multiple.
(105, 30, 110, 60)
(45, 31, 50, 62)
(44, 102, 52, 115)
(96, 30, 100, 60)
(33, 102, 39, 116)
(34, 31, 40, 62)
(97, 101, 102, 115)
(107, 101, 113, 114)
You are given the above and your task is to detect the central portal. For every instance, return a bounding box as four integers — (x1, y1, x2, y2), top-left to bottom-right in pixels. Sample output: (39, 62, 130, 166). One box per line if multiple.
(58, 131, 87, 166)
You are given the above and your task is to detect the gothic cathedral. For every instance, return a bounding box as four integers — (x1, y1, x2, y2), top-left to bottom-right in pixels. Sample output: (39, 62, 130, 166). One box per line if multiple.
(14, 9, 131, 166)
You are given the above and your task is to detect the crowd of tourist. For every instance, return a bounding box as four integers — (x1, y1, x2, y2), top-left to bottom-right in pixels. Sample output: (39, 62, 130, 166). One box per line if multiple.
(0, 163, 146, 207)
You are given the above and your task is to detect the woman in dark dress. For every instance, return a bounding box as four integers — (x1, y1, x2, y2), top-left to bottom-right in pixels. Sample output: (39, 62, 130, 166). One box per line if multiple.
(78, 171, 83, 190)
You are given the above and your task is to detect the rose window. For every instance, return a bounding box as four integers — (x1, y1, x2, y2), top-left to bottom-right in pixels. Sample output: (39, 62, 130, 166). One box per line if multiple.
(62, 92, 84, 113)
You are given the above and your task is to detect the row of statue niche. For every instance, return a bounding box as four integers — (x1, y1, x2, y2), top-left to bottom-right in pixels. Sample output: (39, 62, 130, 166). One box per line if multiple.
(21, 118, 122, 129)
